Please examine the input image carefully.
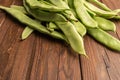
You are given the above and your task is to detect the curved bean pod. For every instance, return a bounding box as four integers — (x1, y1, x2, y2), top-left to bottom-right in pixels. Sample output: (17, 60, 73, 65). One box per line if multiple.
(74, 0, 98, 28)
(25, 0, 69, 12)
(22, 26, 34, 40)
(55, 21, 86, 56)
(94, 17, 116, 31)
(84, 1, 118, 18)
(72, 21, 86, 36)
(87, 0, 111, 11)
(10, 5, 28, 14)
(87, 28, 120, 51)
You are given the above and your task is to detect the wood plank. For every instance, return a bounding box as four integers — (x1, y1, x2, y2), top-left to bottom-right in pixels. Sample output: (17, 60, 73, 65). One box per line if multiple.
(80, 35, 110, 80)
(58, 45, 81, 80)
(29, 35, 61, 80)
(0, 0, 120, 80)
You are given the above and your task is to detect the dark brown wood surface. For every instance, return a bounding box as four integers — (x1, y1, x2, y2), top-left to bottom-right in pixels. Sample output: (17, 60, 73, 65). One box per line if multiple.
(0, 0, 120, 80)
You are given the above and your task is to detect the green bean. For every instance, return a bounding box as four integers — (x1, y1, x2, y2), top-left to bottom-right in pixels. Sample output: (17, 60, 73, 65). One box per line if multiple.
(0, 6, 68, 41)
(73, 0, 98, 28)
(72, 21, 86, 36)
(55, 21, 86, 56)
(87, 28, 120, 51)
(85, 7, 96, 16)
(84, 1, 118, 18)
(22, 26, 34, 40)
(10, 5, 28, 15)
(94, 17, 116, 31)
(87, 0, 111, 11)
(25, 0, 69, 12)
(23, 1, 67, 22)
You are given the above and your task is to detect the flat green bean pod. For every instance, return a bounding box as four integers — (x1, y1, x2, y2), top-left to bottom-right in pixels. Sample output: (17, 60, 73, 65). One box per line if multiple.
(74, 0, 98, 28)
(94, 17, 116, 31)
(87, 28, 120, 51)
(55, 21, 86, 56)
(10, 5, 28, 15)
(25, 0, 69, 12)
(87, 0, 111, 11)
(84, 1, 118, 18)
(85, 7, 96, 16)
(72, 21, 86, 36)
(22, 26, 34, 40)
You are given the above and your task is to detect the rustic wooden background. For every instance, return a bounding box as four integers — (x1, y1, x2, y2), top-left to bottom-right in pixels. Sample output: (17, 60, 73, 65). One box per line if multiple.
(0, 0, 120, 80)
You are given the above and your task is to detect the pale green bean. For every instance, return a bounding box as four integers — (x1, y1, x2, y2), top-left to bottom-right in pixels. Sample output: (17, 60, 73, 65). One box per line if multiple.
(74, 0, 98, 28)
(94, 17, 116, 31)
(55, 21, 86, 56)
(22, 26, 34, 40)
(87, 28, 120, 51)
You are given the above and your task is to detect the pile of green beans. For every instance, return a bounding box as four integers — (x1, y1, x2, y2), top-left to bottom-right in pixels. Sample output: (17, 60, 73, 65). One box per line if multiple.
(0, 0, 120, 56)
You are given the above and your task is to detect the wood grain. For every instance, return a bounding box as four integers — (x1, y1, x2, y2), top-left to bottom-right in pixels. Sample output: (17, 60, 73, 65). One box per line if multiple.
(0, 0, 120, 80)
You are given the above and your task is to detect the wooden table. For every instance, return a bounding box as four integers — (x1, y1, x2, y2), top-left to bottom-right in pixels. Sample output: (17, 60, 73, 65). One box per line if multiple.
(0, 0, 120, 80)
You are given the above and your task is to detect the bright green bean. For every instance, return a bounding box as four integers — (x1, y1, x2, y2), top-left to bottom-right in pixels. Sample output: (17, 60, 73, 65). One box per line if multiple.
(74, 0, 98, 28)
(72, 21, 86, 36)
(25, 0, 69, 12)
(84, 1, 118, 18)
(55, 21, 86, 56)
(85, 7, 96, 16)
(87, 28, 120, 51)
(94, 17, 116, 31)
(22, 26, 34, 40)
(87, 0, 111, 11)
(10, 5, 28, 14)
